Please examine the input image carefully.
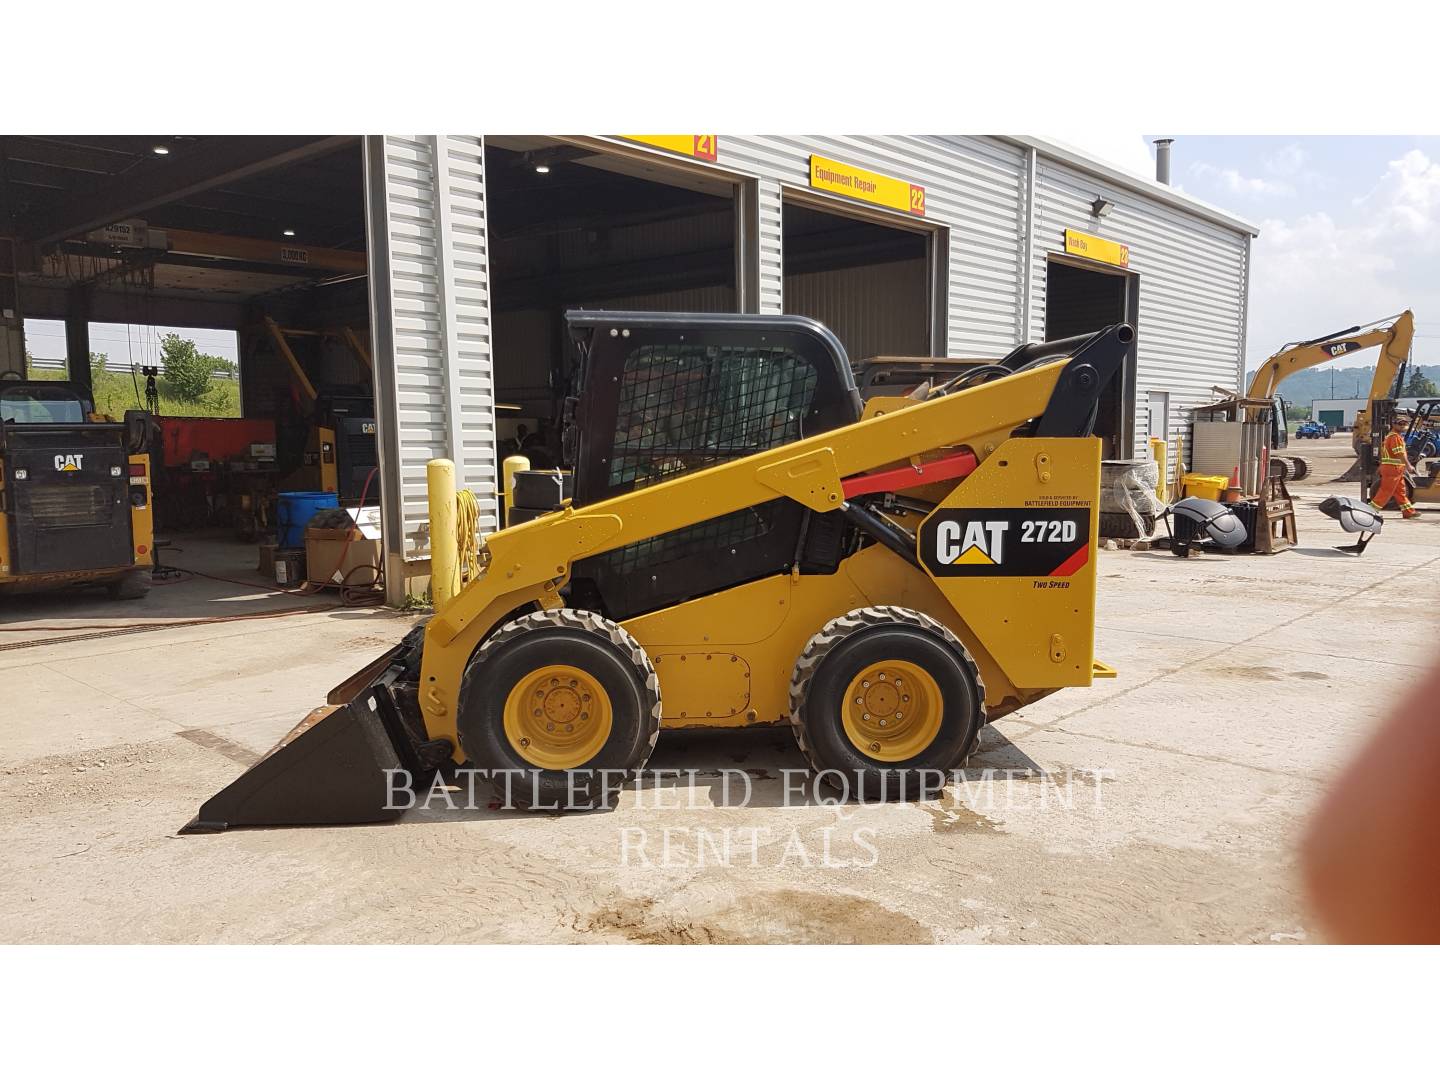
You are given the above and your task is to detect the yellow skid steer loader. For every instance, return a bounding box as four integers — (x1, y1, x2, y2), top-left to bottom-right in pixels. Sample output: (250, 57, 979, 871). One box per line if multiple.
(184, 313, 1129, 829)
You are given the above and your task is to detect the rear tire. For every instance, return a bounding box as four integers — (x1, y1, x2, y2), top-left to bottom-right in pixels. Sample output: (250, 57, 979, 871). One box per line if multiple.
(789, 606, 985, 801)
(107, 569, 151, 601)
(456, 609, 660, 811)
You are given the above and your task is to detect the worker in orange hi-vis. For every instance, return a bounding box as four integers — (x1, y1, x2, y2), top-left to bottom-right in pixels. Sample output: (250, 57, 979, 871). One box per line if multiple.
(1369, 413, 1419, 519)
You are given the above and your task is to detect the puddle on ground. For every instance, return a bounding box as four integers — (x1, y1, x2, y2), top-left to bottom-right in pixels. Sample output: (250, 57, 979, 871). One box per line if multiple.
(578, 890, 934, 944)
(922, 791, 1003, 834)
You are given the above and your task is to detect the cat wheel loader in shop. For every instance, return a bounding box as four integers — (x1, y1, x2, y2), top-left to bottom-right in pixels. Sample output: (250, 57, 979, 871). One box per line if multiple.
(183, 312, 1129, 831)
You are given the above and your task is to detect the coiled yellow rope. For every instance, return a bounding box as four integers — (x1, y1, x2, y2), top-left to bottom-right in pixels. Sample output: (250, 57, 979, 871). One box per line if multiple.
(456, 487, 483, 586)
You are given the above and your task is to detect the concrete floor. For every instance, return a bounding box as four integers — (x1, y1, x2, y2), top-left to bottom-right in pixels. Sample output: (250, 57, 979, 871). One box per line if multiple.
(2, 440, 1433, 943)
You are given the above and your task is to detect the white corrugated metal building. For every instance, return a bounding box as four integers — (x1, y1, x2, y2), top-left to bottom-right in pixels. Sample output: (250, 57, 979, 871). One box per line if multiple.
(362, 135, 1258, 602)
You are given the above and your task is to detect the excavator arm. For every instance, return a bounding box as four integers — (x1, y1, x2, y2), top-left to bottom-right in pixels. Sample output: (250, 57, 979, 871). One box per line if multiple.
(1247, 311, 1414, 403)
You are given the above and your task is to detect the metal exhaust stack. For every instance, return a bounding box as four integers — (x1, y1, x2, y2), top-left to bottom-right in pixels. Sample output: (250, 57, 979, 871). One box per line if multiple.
(1154, 138, 1174, 185)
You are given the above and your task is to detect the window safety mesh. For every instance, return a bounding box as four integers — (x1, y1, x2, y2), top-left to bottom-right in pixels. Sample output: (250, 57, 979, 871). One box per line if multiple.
(609, 344, 818, 490)
(594, 343, 818, 581)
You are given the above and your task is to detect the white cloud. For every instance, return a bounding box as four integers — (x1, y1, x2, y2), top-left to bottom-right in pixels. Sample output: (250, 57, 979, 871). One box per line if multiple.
(1265, 143, 1308, 177)
(1192, 161, 1293, 197)
(1247, 153, 1440, 364)
(1355, 149, 1440, 242)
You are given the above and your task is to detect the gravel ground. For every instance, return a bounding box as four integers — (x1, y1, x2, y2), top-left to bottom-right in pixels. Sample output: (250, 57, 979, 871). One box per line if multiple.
(1, 439, 1431, 943)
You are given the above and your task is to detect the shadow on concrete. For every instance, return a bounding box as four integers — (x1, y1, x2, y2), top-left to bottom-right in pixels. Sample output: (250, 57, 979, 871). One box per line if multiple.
(379, 721, 1053, 825)
(0, 531, 384, 633)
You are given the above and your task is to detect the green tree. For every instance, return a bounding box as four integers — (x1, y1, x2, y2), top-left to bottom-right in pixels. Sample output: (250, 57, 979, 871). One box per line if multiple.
(1403, 371, 1439, 398)
(89, 351, 108, 382)
(159, 333, 221, 403)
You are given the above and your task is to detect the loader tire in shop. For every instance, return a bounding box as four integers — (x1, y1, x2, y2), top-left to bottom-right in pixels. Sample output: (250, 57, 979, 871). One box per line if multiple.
(456, 608, 660, 811)
(788, 606, 985, 801)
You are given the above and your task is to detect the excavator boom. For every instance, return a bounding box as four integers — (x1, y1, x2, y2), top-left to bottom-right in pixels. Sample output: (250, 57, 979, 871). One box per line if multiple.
(1247, 310, 1413, 403)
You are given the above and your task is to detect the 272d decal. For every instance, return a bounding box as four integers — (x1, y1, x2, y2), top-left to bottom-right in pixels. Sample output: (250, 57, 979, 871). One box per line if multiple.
(919, 508, 1091, 577)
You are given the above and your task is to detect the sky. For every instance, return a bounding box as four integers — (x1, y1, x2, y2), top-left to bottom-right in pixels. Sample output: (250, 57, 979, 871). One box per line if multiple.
(1065, 135, 1440, 368)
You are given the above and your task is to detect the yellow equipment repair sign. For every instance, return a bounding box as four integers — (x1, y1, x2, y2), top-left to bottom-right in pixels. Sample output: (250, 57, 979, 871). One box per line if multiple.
(809, 155, 926, 217)
(1064, 228, 1130, 268)
(622, 135, 718, 162)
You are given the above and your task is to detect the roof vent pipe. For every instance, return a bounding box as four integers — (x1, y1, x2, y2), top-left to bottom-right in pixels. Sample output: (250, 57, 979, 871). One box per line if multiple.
(1154, 138, 1174, 185)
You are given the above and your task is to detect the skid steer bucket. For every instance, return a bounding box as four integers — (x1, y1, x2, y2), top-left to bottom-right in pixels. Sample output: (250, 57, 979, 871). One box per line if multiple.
(181, 632, 435, 833)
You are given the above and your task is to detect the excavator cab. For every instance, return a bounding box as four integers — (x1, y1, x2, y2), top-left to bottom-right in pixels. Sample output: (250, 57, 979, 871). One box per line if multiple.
(1272, 397, 1289, 451)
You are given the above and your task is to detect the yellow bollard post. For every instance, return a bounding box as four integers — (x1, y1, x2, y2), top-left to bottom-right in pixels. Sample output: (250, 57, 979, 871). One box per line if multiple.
(427, 458, 458, 610)
(1170, 431, 1186, 502)
(1148, 437, 1167, 502)
(501, 454, 531, 529)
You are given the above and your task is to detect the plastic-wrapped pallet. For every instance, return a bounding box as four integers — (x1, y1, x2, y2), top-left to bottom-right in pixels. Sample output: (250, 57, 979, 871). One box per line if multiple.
(1099, 459, 1165, 538)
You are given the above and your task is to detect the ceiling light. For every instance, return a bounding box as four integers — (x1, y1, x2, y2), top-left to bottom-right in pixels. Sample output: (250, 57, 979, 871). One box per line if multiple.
(283, 229, 296, 237)
(534, 164, 551, 174)
(152, 145, 170, 155)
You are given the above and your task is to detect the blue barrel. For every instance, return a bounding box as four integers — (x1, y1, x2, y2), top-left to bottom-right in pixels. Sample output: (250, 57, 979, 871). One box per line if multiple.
(277, 491, 339, 549)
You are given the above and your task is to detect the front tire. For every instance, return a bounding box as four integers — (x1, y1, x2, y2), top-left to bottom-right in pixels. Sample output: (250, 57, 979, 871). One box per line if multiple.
(456, 609, 660, 811)
(789, 606, 985, 801)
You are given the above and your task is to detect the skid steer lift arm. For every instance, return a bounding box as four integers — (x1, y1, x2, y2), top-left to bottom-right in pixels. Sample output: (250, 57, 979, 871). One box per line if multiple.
(183, 317, 1131, 831)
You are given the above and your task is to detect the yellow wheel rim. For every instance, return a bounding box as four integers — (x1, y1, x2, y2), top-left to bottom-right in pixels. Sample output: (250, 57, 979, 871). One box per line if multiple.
(841, 659, 943, 762)
(503, 664, 613, 770)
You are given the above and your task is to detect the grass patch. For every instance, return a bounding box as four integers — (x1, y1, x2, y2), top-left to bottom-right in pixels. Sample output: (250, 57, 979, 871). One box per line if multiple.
(26, 366, 240, 419)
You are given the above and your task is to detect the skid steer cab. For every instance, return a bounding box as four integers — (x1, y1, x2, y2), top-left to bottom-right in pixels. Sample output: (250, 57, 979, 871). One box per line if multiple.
(184, 313, 1130, 831)
(0, 378, 154, 600)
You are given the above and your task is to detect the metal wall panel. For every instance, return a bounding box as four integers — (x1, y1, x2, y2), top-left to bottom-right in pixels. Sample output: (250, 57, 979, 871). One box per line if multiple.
(366, 135, 498, 596)
(756, 179, 785, 313)
(590, 284, 736, 312)
(784, 258, 929, 362)
(1030, 156, 1249, 462)
(431, 137, 499, 525)
(718, 136, 1027, 355)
